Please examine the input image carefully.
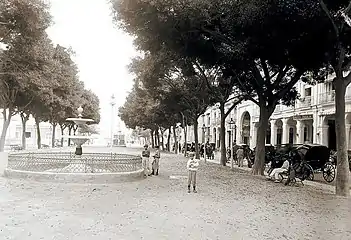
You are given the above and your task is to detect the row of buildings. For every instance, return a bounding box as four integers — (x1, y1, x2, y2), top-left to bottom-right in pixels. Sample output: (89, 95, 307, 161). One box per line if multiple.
(183, 79, 351, 151)
(0, 115, 61, 149)
(0, 114, 128, 149)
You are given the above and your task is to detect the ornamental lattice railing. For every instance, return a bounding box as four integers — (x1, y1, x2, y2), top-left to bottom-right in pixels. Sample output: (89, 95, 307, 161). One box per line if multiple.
(7, 152, 142, 173)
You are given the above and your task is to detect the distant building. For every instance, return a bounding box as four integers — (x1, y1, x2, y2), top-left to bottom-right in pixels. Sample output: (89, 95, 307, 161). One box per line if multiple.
(0, 113, 63, 148)
(184, 77, 351, 151)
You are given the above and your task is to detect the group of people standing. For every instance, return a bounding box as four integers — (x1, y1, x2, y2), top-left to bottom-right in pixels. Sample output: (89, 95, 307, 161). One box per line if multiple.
(141, 144, 160, 177)
(230, 142, 253, 168)
(140, 144, 200, 193)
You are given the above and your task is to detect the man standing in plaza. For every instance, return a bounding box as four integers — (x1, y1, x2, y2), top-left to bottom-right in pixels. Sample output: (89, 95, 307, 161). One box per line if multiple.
(152, 146, 160, 175)
(233, 141, 238, 164)
(141, 144, 151, 177)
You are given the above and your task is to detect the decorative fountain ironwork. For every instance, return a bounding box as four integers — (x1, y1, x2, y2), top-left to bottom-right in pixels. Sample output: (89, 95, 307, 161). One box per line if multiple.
(4, 107, 143, 182)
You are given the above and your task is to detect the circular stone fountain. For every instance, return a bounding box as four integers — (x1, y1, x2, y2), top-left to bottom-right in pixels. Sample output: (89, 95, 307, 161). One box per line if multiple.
(3, 107, 143, 183)
(65, 106, 94, 155)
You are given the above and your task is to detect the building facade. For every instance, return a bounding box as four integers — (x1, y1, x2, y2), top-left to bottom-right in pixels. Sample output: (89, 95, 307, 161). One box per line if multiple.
(0, 114, 63, 148)
(185, 79, 351, 151)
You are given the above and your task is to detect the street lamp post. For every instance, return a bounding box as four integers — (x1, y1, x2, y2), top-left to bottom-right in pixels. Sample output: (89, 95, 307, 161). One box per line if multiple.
(228, 118, 235, 169)
(202, 124, 207, 163)
(110, 94, 116, 151)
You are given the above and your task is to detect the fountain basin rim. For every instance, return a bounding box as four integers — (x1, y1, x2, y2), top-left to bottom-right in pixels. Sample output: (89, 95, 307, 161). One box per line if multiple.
(66, 118, 94, 122)
(62, 135, 96, 139)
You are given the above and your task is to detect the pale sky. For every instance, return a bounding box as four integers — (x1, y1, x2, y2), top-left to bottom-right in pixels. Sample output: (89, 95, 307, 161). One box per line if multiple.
(46, 0, 138, 138)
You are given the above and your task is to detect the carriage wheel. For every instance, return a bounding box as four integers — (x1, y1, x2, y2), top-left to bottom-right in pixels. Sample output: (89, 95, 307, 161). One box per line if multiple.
(323, 162, 336, 183)
(305, 164, 314, 181)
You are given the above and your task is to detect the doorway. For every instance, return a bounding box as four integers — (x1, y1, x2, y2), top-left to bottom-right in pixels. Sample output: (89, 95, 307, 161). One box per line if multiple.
(328, 120, 336, 150)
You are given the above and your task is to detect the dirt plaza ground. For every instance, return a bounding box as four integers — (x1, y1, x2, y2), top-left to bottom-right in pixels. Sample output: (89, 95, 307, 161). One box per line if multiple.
(0, 146, 350, 240)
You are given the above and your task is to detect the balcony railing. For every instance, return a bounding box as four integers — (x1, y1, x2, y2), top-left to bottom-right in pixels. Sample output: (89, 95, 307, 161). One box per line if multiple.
(319, 91, 335, 104)
(319, 90, 351, 104)
(300, 96, 311, 108)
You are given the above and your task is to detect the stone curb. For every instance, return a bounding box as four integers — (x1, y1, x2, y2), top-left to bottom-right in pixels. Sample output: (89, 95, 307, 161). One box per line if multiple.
(4, 168, 145, 184)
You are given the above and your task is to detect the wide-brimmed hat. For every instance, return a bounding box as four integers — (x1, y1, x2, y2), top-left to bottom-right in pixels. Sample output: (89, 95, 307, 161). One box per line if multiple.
(144, 144, 148, 147)
(189, 152, 195, 157)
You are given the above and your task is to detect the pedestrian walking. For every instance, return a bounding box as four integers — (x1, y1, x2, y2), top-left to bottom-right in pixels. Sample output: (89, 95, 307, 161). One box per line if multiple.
(187, 152, 199, 193)
(141, 144, 151, 177)
(237, 147, 244, 167)
(233, 141, 238, 164)
(152, 146, 160, 175)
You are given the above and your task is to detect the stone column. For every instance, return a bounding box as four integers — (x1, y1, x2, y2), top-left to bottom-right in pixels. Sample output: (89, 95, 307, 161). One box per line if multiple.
(313, 121, 318, 144)
(299, 83, 305, 108)
(296, 120, 305, 144)
(346, 124, 351, 150)
(320, 125, 329, 146)
(282, 118, 289, 144)
(251, 123, 257, 148)
(270, 120, 277, 146)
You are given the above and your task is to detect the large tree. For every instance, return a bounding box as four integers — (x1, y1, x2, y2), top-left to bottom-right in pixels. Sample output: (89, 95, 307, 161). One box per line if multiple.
(113, 0, 330, 174)
(128, 51, 216, 158)
(0, 32, 54, 151)
(310, 0, 351, 197)
(0, 0, 52, 151)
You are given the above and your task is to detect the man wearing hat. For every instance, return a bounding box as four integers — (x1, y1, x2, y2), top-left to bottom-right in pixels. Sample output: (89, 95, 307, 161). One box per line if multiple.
(152, 146, 161, 175)
(141, 144, 151, 177)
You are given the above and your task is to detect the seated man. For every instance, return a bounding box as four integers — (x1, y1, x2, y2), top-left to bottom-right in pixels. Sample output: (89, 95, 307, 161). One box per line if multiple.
(266, 159, 290, 183)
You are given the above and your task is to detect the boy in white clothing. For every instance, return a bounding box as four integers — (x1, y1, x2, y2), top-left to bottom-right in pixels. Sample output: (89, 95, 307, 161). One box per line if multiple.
(187, 152, 199, 193)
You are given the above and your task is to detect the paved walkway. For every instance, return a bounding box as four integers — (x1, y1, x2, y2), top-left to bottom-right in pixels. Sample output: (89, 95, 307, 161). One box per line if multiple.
(0, 147, 350, 240)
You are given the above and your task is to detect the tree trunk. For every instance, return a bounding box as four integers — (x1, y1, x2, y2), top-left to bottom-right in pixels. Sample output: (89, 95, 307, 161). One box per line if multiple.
(173, 125, 178, 154)
(60, 126, 65, 147)
(334, 78, 350, 197)
(167, 126, 171, 151)
(51, 123, 56, 148)
(252, 104, 273, 175)
(160, 128, 165, 150)
(184, 125, 188, 157)
(219, 102, 227, 166)
(73, 125, 78, 136)
(193, 119, 200, 159)
(20, 113, 29, 150)
(0, 110, 12, 152)
(156, 129, 160, 147)
(68, 127, 72, 146)
(153, 130, 157, 146)
(35, 117, 41, 149)
(151, 130, 155, 148)
(181, 112, 188, 157)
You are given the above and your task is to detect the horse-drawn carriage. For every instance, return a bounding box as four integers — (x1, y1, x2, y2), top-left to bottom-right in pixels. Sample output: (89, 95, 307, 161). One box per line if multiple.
(250, 144, 275, 168)
(329, 150, 351, 172)
(272, 144, 335, 183)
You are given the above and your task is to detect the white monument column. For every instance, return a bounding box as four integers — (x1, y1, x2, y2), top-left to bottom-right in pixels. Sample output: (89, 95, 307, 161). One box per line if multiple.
(282, 118, 289, 144)
(296, 120, 305, 144)
(270, 120, 277, 146)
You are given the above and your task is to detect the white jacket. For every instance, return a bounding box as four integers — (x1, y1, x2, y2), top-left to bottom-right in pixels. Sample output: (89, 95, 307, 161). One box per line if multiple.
(187, 159, 199, 171)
